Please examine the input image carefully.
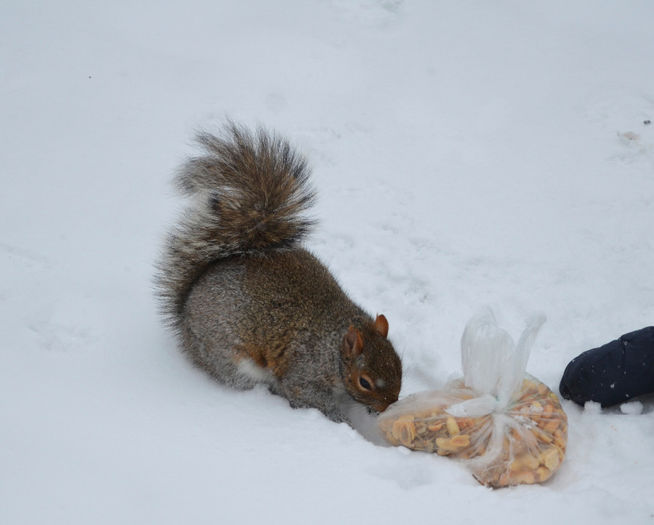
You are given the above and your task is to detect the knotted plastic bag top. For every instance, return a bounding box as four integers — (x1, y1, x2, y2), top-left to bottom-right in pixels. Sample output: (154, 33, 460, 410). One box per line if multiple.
(446, 309, 546, 418)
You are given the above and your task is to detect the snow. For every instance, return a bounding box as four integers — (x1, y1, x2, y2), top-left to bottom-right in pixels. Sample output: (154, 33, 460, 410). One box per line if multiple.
(2, 1, 654, 524)
(621, 401, 644, 416)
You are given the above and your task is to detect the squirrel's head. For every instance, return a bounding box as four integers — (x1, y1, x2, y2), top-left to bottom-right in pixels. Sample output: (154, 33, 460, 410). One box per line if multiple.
(340, 314, 402, 413)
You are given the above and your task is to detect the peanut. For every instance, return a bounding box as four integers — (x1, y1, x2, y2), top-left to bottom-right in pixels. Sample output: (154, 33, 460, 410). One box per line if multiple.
(543, 418, 561, 434)
(540, 447, 561, 471)
(391, 416, 416, 447)
(553, 430, 567, 450)
(532, 426, 554, 444)
(427, 421, 444, 432)
(512, 470, 536, 485)
(510, 454, 540, 472)
(446, 417, 460, 436)
(450, 434, 471, 447)
(436, 434, 470, 452)
(536, 466, 552, 482)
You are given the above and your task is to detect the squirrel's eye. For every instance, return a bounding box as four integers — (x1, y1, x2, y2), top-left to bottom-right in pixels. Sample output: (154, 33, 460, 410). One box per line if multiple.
(358, 376, 372, 391)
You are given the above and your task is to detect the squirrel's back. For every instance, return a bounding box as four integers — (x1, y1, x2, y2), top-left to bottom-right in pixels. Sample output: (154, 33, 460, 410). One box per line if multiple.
(155, 123, 316, 331)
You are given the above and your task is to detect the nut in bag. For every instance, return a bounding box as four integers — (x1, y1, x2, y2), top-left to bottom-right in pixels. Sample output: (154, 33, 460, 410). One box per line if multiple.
(378, 310, 567, 488)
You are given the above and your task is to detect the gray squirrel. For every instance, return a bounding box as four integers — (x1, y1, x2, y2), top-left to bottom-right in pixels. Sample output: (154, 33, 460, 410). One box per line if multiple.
(156, 123, 402, 423)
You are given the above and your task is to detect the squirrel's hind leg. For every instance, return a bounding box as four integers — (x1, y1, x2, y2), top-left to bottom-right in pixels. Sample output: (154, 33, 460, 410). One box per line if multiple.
(180, 322, 271, 391)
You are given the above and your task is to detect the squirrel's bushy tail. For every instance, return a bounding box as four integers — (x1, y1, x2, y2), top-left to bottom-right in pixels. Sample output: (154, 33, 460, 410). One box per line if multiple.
(156, 123, 316, 329)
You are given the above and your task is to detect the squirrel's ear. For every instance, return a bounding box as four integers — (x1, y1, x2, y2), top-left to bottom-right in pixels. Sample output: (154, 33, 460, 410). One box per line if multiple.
(374, 314, 389, 338)
(344, 326, 364, 358)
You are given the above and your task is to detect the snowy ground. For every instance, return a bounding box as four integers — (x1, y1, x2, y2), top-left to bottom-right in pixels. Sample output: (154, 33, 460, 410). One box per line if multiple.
(2, 1, 654, 523)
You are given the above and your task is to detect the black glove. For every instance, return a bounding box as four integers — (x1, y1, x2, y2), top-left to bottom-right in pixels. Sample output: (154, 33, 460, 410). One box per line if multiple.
(559, 326, 654, 407)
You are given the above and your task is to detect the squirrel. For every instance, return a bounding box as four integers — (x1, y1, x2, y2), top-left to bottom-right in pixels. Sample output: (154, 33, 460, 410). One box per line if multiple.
(155, 123, 402, 423)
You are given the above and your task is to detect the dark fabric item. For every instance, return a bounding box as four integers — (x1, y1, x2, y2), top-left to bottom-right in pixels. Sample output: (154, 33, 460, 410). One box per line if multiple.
(559, 326, 654, 407)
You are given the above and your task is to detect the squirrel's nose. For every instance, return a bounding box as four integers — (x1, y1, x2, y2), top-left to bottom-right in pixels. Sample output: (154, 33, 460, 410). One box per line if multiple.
(374, 398, 393, 413)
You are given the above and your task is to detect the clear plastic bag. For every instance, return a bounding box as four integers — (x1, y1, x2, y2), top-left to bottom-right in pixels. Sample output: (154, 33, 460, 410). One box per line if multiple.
(378, 309, 567, 487)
